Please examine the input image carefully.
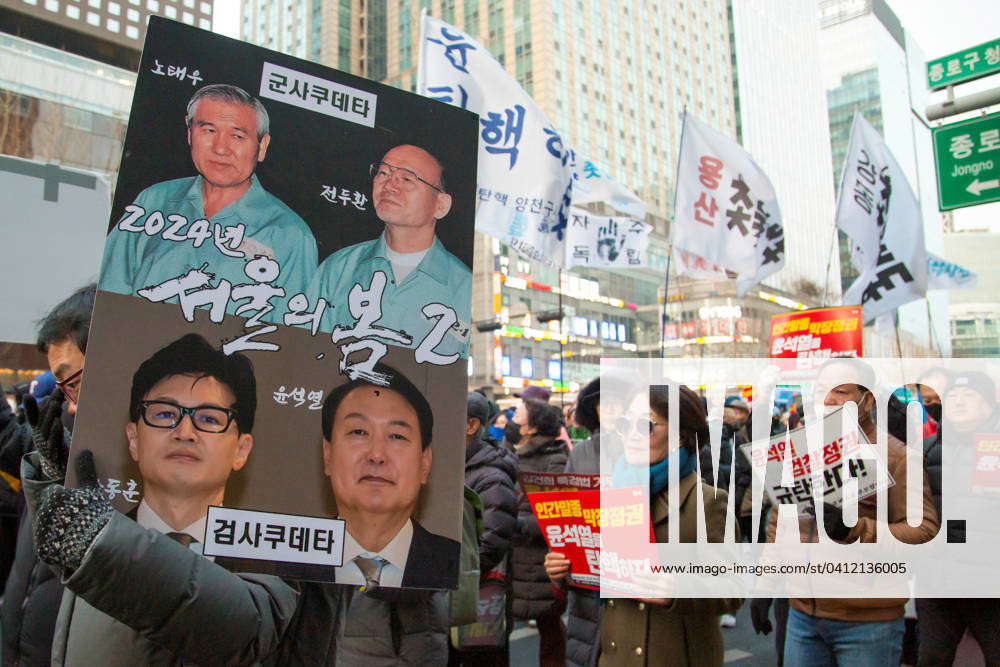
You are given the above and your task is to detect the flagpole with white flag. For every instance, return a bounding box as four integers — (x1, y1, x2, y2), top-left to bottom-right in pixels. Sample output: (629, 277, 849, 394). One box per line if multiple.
(835, 111, 927, 324)
(418, 14, 575, 268)
(671, 111, 785, 297)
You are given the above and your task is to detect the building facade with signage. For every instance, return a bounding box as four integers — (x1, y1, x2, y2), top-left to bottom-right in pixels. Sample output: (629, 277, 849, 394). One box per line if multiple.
(817, 0, 949, 356)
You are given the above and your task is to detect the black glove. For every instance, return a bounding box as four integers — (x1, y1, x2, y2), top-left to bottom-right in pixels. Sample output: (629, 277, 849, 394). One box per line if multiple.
(24, 389, 70, 480)
(750, 597, 773, 635)
(819, 502, 852, 542)
(34, 450, 113, 574)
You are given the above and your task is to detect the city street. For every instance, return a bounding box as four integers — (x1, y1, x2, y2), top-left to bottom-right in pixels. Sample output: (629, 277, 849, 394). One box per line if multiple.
(510, 604, 778, 666)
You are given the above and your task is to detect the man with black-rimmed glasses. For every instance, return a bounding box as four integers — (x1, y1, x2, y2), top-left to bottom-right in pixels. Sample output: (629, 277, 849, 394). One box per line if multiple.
(308, 143, 472, 358)
(23, 332, 266, 664)
(122, 332, 255, 540)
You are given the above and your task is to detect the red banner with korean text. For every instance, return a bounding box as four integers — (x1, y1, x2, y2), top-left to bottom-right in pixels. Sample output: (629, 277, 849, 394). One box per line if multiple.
(973, 434, 1000, 496)
(529, 486, 652, 591)
(769, 306, 862, 360)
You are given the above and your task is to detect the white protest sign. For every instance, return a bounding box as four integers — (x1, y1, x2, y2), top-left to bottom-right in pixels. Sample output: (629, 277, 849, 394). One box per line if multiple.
(741, 407, 894, 513)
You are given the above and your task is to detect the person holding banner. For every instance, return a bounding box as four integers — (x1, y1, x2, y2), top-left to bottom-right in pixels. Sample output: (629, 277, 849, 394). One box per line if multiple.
(771, 357, 938, 667)
(23, 333, 267, 664)
(511, 399, 570, 666)
(310, 143, 471, 358)
(556, 384, 741, 666)
(99, 83, 318, 309)
(549, 377, 606, 667)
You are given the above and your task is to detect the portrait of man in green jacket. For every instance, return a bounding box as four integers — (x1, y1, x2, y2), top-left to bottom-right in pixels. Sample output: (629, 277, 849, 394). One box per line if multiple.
(99, 83, 318, 310)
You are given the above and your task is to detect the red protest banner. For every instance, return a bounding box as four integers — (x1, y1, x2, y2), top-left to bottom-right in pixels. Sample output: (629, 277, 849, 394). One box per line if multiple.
(528, 486, 653, 591)
(528, 489, 602, 589)
(769, 306, 862, 360)
(972, 434, 1000, 496)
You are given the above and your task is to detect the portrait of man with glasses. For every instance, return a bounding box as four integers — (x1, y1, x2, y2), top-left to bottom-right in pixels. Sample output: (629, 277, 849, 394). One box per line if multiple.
(308, 143, 472, 359)
(123, 332, 255, 539)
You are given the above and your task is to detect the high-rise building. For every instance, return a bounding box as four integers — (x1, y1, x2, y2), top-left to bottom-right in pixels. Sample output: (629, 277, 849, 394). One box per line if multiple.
(0, 0, 214, 181)
(239, 0, 849, 395)
(1, 0, 212, 70)
(729, 0, 841, 303)
(818, 0, 949, 356)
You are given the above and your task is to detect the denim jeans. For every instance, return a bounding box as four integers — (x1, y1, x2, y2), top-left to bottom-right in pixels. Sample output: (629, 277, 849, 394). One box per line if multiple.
(784, 607, 904, 667)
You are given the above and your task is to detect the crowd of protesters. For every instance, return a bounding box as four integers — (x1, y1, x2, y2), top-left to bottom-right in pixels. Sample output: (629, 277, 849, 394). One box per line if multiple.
(1, 284, 997, 665)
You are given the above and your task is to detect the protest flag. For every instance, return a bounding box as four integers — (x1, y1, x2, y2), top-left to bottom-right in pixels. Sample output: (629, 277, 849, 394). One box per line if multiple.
(564, 208, 651, 268)
(926, 252, 978, 290)
(836, 111, 927, 322)
(571, 157, 648, 218)
(419, 14, 574, 268)
(672, 112, 785, 296)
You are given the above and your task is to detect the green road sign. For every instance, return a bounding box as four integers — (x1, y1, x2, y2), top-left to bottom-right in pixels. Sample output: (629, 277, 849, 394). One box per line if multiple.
(933, 111, 1000, 211)
(927, 38, 1000, 90)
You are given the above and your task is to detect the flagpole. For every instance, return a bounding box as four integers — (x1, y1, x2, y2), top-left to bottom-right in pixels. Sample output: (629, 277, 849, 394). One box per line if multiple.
(416, 8, 428, 94)
(661, 109, 688, 358)
(558, 267, 564, 409)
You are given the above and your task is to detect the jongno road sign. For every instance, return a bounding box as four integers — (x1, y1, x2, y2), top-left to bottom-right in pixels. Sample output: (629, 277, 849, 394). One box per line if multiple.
(932, 111, 1000, 211)
(926, 38, 1000, 90)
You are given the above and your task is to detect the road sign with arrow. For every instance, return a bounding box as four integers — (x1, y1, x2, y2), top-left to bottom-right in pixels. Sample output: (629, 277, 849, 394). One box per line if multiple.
(933, 111, 1000, 211)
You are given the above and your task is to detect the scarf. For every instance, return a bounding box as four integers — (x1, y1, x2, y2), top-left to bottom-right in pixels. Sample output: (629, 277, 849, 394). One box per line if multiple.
(612, 447, 696, 495)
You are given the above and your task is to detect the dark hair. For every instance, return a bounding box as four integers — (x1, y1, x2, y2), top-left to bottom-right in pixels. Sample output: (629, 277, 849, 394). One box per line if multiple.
(575, 378, 600, 432)
(648, 385, 708, 455)
(128, 334, 257, 433)
(321, 364, 434, 449)
(36, 283, 97, 354)
(524, 399, 562, 438)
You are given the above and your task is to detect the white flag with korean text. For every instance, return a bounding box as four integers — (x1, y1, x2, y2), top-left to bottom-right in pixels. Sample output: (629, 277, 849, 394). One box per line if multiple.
(837, 112, 926, 322)
(419, 15, 574, 268)
(571, 158, 647, 218)
(926, 252, 977, 290)
(564, 208, 651, 268)
(672, 112, 785, 296)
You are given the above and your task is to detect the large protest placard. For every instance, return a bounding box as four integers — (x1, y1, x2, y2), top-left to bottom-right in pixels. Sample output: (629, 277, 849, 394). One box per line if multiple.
(528, 489, 602, 589)
(741, 406, 894, 513)
(70, 18, 477, 588)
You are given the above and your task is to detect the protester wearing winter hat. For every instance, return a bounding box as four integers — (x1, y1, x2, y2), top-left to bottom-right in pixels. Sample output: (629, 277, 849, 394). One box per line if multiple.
(917, 370, 1000, 665)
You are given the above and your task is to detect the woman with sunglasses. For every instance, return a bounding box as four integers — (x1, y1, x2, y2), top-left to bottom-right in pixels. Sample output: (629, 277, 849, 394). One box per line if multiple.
(546, 384, 742, 666)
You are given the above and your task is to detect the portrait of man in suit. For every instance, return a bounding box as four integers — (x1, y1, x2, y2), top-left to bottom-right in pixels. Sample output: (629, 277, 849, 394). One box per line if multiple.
(321, 365, 459, 588)
(124, 333, 256, 544)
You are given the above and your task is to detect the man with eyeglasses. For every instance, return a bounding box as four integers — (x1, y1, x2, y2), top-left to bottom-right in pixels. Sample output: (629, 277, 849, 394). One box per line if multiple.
(21, 332, 277, 664)
(308, 143, 472, 358)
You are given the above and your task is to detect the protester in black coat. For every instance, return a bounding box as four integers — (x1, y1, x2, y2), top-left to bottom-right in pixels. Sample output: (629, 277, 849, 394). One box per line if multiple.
(511, 399, 569, 666)
(1, 283, 94, 667)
